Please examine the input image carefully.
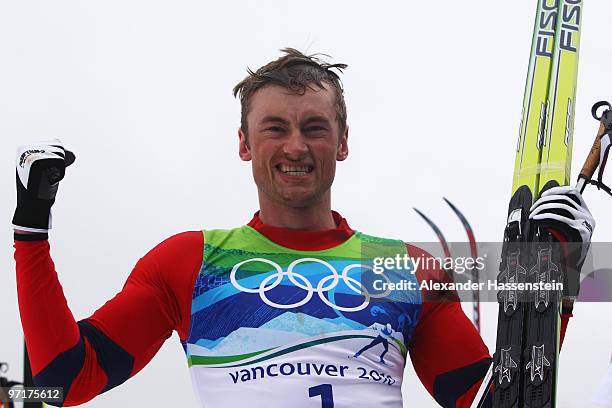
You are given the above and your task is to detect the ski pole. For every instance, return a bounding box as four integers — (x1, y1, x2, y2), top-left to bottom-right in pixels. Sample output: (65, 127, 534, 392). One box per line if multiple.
(577, 101, 612, 194)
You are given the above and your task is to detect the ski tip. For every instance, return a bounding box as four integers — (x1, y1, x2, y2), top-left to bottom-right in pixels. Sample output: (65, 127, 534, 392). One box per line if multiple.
(413, 207, 426, 218)
(442, 196, 456, 209)
(413, 207, 435, 225)
(443, 197, 467, 221)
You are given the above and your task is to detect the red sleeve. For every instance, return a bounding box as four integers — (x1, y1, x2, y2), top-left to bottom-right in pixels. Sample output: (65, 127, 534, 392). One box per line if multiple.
(14, 231, 202, 406)
(405, 244, 573, 407)
(406, 244, 491, 407)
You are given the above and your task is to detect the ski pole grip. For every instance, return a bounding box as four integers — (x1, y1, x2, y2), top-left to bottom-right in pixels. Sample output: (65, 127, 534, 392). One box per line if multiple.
(579, 121, 606, 181)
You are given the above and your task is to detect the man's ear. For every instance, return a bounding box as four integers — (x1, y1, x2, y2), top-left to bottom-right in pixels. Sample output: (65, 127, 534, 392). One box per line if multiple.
(238, 128, 252, 161)
(336, 125, 349, 161)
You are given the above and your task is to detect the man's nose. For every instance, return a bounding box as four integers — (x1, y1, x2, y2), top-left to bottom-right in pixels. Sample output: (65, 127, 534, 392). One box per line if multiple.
(282, 129, 308, 158)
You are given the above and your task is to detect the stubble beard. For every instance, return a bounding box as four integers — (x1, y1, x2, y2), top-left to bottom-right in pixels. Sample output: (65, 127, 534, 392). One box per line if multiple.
(258, 173, 334, 210)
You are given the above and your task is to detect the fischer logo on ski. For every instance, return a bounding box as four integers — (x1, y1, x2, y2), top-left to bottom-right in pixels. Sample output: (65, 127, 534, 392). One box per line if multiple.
(559, 0, 581, 52)
(535, 0, 558, 58)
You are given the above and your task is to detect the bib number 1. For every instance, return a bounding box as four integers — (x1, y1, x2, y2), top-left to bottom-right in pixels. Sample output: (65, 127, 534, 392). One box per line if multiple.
(308, 384, 334, 408)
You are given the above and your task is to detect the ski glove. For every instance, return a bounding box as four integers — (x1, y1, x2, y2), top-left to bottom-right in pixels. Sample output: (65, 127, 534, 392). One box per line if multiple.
(12, 139, 75, 233)
(529, 186, 594, 298)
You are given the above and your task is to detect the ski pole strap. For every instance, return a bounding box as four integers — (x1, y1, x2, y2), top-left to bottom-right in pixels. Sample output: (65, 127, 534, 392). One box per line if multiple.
(578, 101, 612, 192)
(584, 179, 612, 197)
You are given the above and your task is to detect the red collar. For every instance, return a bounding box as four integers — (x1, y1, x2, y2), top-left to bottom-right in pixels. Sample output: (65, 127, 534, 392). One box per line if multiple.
(247, 211, 354, 251)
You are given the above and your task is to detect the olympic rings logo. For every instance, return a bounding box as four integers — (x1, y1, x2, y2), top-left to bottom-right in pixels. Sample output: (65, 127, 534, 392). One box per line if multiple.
(230, 257, 392, 312)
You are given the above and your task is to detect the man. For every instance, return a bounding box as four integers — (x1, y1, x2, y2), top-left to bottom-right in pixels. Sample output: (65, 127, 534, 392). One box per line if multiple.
(13, 49, 594, 407)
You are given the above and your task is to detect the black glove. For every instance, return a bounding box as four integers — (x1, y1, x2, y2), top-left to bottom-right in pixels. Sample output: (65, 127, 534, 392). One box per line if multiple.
(12, 139, 75, 234)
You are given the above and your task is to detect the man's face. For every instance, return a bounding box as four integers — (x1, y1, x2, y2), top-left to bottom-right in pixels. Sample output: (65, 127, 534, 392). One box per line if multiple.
(239, 83, 348, 208)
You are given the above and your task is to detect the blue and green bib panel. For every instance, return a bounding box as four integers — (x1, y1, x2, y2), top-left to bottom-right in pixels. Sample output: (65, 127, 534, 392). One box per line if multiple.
(181, 226, 422, 407)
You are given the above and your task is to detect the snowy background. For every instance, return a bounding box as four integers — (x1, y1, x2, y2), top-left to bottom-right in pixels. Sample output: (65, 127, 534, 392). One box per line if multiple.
(1, 1, 611, 406)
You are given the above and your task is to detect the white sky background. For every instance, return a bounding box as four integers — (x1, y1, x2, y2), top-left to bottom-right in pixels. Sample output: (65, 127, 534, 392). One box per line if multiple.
(0, 1, 611, 407)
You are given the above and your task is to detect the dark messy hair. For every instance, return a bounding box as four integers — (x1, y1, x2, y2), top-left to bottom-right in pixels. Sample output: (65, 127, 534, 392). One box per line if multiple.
(233, 48, 348, 136)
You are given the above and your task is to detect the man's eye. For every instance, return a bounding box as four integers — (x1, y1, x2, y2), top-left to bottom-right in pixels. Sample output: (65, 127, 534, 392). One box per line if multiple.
(305, 126, 327, 133)
(265, 126, 285, 133)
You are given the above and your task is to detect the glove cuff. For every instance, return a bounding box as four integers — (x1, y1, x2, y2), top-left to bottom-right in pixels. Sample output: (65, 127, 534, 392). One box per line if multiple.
(14, 231, 48, 241)
(13, 172, 54, 231)
(12, 224, 50, 233)
(12, 200, 53, 231)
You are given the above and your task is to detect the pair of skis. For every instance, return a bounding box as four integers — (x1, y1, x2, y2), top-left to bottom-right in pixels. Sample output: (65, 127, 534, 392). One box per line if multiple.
(490, 0, 582, 405)
(414, 199, 481, 333)
(475, 0, 612, 406)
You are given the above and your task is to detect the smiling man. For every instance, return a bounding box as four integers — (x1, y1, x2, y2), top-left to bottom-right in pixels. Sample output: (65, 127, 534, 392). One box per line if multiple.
(236, 74, 348, 229)
(13, 49, 592, 407)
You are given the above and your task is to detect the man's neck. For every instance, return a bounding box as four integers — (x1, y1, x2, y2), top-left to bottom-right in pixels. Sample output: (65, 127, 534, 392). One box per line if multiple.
(258, 198, 336, 230)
